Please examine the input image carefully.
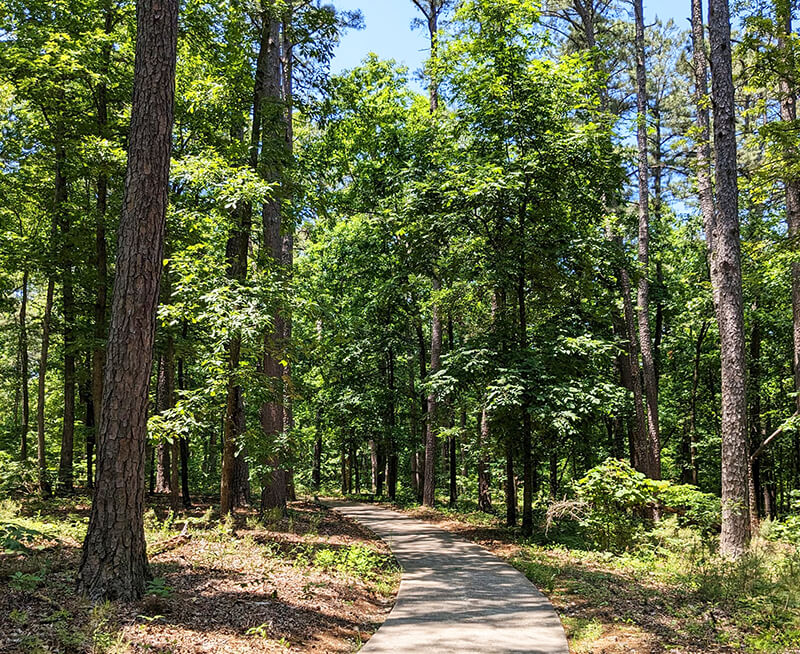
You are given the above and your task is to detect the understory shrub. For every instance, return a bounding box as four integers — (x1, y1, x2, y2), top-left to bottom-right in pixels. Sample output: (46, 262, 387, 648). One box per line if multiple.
(547, 458, 722, 551)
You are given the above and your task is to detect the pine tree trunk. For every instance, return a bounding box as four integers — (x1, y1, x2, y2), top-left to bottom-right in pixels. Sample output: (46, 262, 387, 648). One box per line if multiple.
(708, 0, 750, 558)
(777, 2, 800, 416)
(633, 0, 660, 480)
(77, 0, 178, 600)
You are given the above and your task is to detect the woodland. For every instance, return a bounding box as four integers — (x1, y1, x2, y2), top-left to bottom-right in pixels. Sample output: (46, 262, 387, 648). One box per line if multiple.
(2, 0, 800, 652)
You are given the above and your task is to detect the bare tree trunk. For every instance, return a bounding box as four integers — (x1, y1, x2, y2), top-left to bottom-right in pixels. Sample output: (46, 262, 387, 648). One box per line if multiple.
(505, 441, 517, 526)
(56, 132, 76, 494)
(423, 278, 442, 507)
(177, 325, 191, 508)
(155, 355, 171, 494)
(776, 2, 800, 417)
(161, 337, 180, 511)
(259, 15, 290, 513)
(91, 3, 113, 491)
(620, 263, 649, 473)
(748, 309, 763, 534)
(518, 269, 533, 534)
(685, 322, 709, 484)
(18, 270, 29, 461)
(708, 0, 750, 558)
(78, 0, 178, 600)
(477, 406, 492, 512)
(633, 0, 660, 480)
(37, 279, 55, 497)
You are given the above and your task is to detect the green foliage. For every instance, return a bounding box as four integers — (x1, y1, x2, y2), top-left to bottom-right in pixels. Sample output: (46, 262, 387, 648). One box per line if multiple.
(762, 491, 800, 545)
(655, 482, 721, 535)
(563, 458, 655, 551)
(9, 570, 44, 591)
(144, 577, 173, 598)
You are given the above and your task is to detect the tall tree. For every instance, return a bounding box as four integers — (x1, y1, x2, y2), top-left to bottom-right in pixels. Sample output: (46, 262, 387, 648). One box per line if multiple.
(708, 0, 750, 558)
(411, 0, 450, 508)
(77, 0, 179, 600)
(633, 0, 660, 480)
(776, 0, 800, 418)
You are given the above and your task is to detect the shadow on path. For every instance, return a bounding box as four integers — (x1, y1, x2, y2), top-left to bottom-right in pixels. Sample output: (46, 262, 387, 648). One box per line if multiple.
(327, 501, 569, 654)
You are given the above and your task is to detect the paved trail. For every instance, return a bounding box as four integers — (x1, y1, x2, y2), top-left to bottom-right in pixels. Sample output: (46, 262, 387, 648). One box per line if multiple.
(328, 501, 569, 654)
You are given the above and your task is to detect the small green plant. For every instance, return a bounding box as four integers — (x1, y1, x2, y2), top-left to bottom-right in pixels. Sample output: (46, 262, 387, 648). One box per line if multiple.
(246, 623, 271, 639)
(9, 609, 28, 625)
(9, 570, 44, 591)
(145, 577, 173, 598)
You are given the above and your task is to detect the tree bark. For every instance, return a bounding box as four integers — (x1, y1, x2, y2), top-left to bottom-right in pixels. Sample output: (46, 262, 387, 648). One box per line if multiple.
(423, 277, 442, 507)
(633, 0, 660, 480)
(708, 0, 750, 558)
(155, 354, 171, 495)
(505, 440, 517, 526)
(37, 279, 55, 497)
(685, 322, 709, 484)
(77, 0, 178, 600)
(620, 262, 649, 473)
(477, 406, 492, 512)
(259, 15, 290, 513)
(18, 270, 29, 461)
(776, 2, 800, 416)
(56, 131, 76, 494)
(91, 3, 113, 490)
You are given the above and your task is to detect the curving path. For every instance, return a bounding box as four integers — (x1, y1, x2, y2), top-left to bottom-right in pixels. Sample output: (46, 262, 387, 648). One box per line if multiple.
(327, 501, 569, 654)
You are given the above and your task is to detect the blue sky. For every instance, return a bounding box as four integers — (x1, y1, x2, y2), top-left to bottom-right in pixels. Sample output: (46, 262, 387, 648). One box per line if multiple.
(330, 0, 692, 80)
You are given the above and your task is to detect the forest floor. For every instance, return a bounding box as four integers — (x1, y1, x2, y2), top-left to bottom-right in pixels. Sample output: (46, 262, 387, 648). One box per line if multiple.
(367, 498, 799, 654)
(0, 495, 399, 654)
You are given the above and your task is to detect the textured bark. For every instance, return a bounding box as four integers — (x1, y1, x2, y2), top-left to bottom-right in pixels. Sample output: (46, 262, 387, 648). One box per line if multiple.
(37, 279, 55, 497)
(18, 270, 29, 461)
(77, 0, 178, 600)
(633, 0, 660, 480)
(708, 0, 749, 558)
(259, 15, 290, 512)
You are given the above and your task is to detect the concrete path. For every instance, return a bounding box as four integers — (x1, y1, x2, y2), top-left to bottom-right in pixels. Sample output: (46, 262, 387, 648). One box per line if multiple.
(327, 501, 569, 654)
